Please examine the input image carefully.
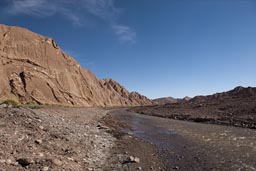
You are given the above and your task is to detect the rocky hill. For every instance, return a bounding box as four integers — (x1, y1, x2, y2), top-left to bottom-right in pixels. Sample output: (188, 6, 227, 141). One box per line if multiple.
(190, 86, 256, 103)
(153, 97, 178, 105)
(100, 79, 153, 106)
(0, 24, 153, 106)
(153, 96, 191, 105)
(132, 86, 256, 129)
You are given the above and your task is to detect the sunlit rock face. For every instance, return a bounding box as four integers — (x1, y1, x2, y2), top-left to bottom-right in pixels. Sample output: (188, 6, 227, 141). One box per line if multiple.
(0, 24, 153, 106)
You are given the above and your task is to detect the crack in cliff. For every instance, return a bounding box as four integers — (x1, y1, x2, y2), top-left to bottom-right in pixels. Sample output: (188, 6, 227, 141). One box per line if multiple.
(46, 83, 61, 103)
(2, 29, 10, 40)
(9, 72, 28, 103)
(19, 72, 27, 92)
(9, 79, 15, 94)
(2, 56, 46, 69)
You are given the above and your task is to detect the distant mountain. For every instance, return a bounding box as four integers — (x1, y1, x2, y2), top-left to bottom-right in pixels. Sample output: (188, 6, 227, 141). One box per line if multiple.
(182, 96, 192, 102)
(0, 24, 153, 106)
(133, 86, 256, 129)
(153, 96, 191, 105)
(153, 86, 256, 105)
(190, 86, 256, 103)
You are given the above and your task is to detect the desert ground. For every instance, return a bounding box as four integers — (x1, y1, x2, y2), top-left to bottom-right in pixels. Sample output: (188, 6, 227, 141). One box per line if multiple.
(0, 106, 163, 171)
(0, 106, 255, 171)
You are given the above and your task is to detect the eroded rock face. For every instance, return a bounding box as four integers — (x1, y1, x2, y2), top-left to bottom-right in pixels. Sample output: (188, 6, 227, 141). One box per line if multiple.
(101, 79, 153, 106)
(0, 24, 153, 106)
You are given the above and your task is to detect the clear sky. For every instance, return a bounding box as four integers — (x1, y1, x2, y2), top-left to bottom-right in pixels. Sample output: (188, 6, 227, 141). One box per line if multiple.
(1, 0, 256, 99)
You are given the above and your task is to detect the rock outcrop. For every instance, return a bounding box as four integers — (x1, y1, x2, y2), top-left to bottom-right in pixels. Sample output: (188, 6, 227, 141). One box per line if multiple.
(0, 24, 153, 106)
(101, 79, 153, 106)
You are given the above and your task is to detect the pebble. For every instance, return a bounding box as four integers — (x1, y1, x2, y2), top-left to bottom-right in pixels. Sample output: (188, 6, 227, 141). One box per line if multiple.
(67, 157, 74, 161)
(137, 167, 142, 170)
(134, 157, 140, 163)
(0, 104, 7, 108)
(0, 159, 6, 163)
(173, 166, 180, 170)
(51, 158, 62, 166)
(128, 156, 135, 162)
(38, 152, 44, 157)
(35, 139, 43, 144)
(127, 156, 140, 163)
(39, 126, 44, 130)
(42, 167, 49, 171)
(6, 159, 12, 165)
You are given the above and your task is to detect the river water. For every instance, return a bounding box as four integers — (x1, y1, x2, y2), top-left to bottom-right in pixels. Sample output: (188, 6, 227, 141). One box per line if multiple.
(110, 109, 256, 171)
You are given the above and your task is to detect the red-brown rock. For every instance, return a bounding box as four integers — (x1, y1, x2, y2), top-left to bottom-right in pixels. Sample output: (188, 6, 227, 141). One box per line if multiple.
(0, 24, 153, 106)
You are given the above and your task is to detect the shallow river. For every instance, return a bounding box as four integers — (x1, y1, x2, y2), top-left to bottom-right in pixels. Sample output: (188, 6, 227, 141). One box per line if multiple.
(110, 109, 256, 171)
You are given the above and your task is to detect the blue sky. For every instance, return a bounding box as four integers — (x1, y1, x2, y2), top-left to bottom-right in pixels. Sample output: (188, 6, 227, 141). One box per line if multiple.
(1, 0, 256, 99)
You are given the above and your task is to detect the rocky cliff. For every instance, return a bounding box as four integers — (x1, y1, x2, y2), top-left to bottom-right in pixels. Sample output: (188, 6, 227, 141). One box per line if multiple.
(0, 24, 153, 106)
(101, 79, 153, 106)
